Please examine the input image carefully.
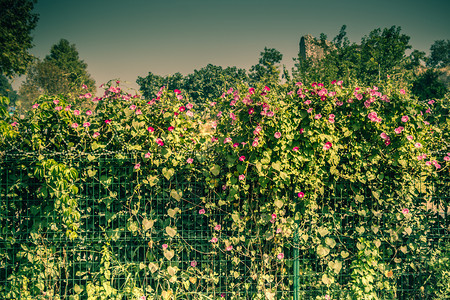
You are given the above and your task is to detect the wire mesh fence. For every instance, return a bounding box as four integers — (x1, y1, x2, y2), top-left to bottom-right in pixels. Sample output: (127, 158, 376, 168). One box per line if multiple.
(1, 152, 449, 299)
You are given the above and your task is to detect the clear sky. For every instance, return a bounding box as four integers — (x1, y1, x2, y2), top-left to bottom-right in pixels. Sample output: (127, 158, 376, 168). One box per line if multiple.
(12, 0, 450, 94)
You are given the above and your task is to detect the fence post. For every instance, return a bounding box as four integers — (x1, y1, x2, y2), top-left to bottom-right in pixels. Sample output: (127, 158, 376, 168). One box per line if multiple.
(293, 227, 299, 300)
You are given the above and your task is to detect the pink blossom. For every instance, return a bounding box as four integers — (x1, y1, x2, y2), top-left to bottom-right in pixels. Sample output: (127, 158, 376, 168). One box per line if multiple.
(86, 110, 92, 116)
(71, 123, 79, 128)
(129, 105, 136, 110)
(407, 135, 414, 141)
(134, 163, 141, 170)
(32, 103, 39, 109)
(214, 224, 222, 231)
(298, 192, 304, 198)
(293, 146, 299, 151)
(55, 106, 62, 111)
(239, 156, 245, 161)
(304, 100, 311, 105)
(335, 101, 343, 106)
(210, 102, 216, 106)
(401, 116, 409, 122)
(53, 100, 59, 105)
(356, 94, 363, 101)
(239, 174, 245, 181)
(168, 126, 175, 132)
(329, 114, 335, 119)
(83, 122, 91, 127)
(93, 132, 100, 138)
(226, 245, 233, 251)
(299, 128, 304, 134)
(162, 244, 168, 249)
(248, 87, 255, 95)
(277, 253, 284, 260)
(10, 122, 18, 127)
(147, 126, 154, 133)
(135, 109, 142, 115)
(187, 158, 193, 164)
(444, 156, 450, 161)
(402, 208, 409, 215)
(186, 103, 193, 110)
(230, 112, 236, 120)
(145, 152, 151, 158)
(210, 237, 218, 243)
(263, 86, 270, 92)
(211, 137, 218, 142)
(394, 126, 404, 134)
(198, 208, 206, 215)
(276, 228, 282, 234)
(323, 142, 332, 150)
(174, 89, 181, 94)
(82, 84, 88, 89)
(190, 260, 197, 267)
(266, 111, 274, 117)
(65, 106, 71, 111)
(176, 94, 183, 100)
(425, 109, 431, 114)
(385, 139, 391, 146)
(314, 114, 322, 119)
(415, 143, 422, 148)
(73, 110, 80, 116)
(274, 132, 281, 139)
(105, 119, 111, 124)
(380, 132, 388, 140)
(186, 111, 193, 117)
(307, 108, 313, 113)
(400, 89, 406, 94)
(156, 138, 164, 146)
(248, 108, 254, 114)
(328, 118, 335, 124)
(224, 137, 232, 143)
(108, 86, 120, 93)
(252, 138, 259, 147)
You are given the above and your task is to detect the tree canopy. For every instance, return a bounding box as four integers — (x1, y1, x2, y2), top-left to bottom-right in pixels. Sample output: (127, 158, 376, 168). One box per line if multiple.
(427, 39, 450, 68)
(0, 0, 39, 77)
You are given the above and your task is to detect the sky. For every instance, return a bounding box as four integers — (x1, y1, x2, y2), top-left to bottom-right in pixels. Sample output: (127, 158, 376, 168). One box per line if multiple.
(11, 0, 450, 95)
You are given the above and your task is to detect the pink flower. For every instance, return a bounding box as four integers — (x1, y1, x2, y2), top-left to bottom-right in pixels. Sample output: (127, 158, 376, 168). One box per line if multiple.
(10, 122, 18, 127)
(328, 118, 335, 124)
(82, 84, 88, 89)
(174, 89, 181, 94)
(176, 94, 183, 100)
(210, 237, 218, 243)
(168, 126, 175, 132)
(83, 122, 91, 128)
(444, 156, 450, 161)
(304, 100, 311, 105)
(299, 128, 304, 134)
(263, 86, 270, 92)
(401, 115, 409, 122)
(314, 114, 322, 119)
(147, 126, 154, 133)
(415, 143, 422, 148)
(329, 114, 335, 119)
(249, 87, 255, 95)
(130, 105, 136, 110)
(32, 103, 39, 109)
(93, 132, 100, 138)
(134, 163, 141, 170)
(199, 209, 205, 215)
(323, 142, 332, 150)
(400, 89, 406, 94)
(105, 119, 111, 124)
(394, 126, 404, 134)
(307, 108, 313, 113)
(71, 123, 79, 128)
(293, 146, 299, 151)
(156, 138, 164, 146)
(145, 152, 151, 158)
(214, 224, 222, 231)
(298, 192, 304, 198)
(186, 111, 193, 117)
(226, 245, 233, 251)
(135, 109, 142, 115)
(252, 138, 259, 147)
(277, 253, 284, 260)
(179, 106, 186, 112)
(211, 137, 218, 142)
(380, 132, 388, 140)
(162, 244, 168, 250)
(274, 132, 281, 139)
(239, 174, 245, 181)
(210, 102, 216, 106)
(402, 208, 409, 215)
(73, 110, 80, 116)
(385, 139, 391, 146)
(190, 260, 197, 267)
(239, 156, 245, 162)
(230, 112, 236, 120)
(55, 106, 62, 111)
(407, 135, 414, 141)
(186, 103, 193, 110)
(187, 158, 193, 164)
(224, 137, 232, 144)
(276, 228, 282, 234)
(248, 108, 254, 114)
(53, 100, 59, 105)
(86, 110, 92, 116)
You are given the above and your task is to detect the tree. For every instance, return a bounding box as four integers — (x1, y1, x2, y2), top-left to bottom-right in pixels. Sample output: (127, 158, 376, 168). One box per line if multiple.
(0, 75, 18, 105)
(427, 40, 450, 68)
(0, 0, 39, 77)
(136, 72, 184, 100)
(44, 39, 96, 93)
(411, 69, 448, 100)
(249, 47, 283, 84)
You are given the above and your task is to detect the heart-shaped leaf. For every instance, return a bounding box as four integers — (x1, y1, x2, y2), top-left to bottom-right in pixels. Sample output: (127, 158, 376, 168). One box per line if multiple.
(164, 249, 174, 260)
(166, 226, 177, 237)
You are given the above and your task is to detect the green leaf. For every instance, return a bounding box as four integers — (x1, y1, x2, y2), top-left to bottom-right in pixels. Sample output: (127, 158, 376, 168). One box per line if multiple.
(325, 237, 336, 248)
(317, 245, 330, 257)
(274, 199, 283, 209)
(165, 226, 177, 237)
(328, 260, 342, 274)
(211, 164, 221, 176)
(162, 168, 174, 180)
(142, 218, 154, 231)
(271, 161, 281, 171)
(164, 249, 175, 260)
(170, 189, 182, 201)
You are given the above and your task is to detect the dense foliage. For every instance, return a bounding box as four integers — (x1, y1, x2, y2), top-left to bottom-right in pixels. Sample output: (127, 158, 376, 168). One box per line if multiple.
(1, 76, 449, 299)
